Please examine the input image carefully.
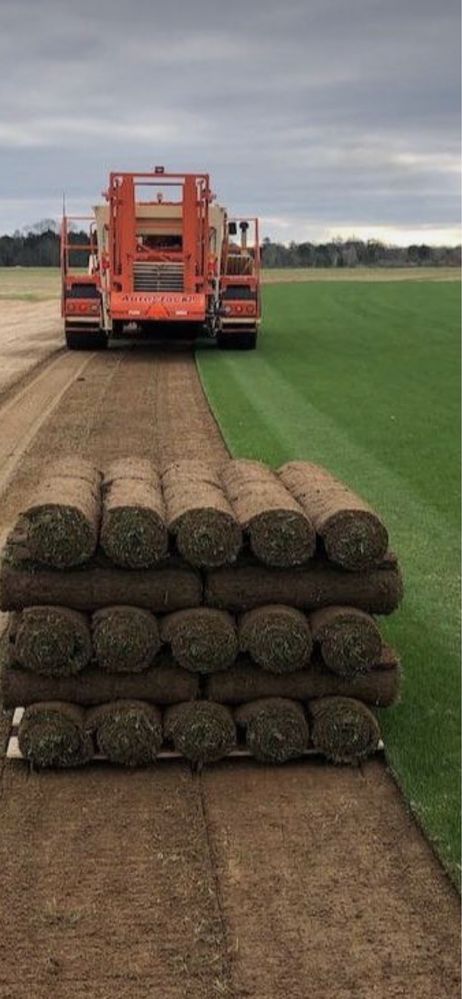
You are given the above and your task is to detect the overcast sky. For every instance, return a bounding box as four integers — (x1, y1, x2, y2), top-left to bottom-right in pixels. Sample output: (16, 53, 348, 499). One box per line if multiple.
(0, 0, 460, 244)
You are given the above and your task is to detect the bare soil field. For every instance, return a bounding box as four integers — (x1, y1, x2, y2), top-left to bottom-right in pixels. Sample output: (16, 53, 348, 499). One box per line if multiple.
(0, 300, 62, 399)
(0, 338, 459, 998)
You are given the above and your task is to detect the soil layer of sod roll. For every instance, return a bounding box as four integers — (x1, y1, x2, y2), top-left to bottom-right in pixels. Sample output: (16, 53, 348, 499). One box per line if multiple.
(92, 606, 161, 672)
(239, 605, 312, 673)
(11, 605, 92, 676)
(164, 701, 236, 763)
(161, 608, 238, 673)
(309, 696, 381, 764)
(0, 553, 202, 612)
(205, 557, 402, 615)
(206, 645, 400, 707)
(279, 461, 389, 571)
(162, 460, 242, 568)
(18, 702, 93, 768)
(1, 648, 199, 708)
(101, 459, 168, 568)
(235, 698, 309, 763)
(222, 459, 315, 567)
(10, 458, 101, 568)
(86, 700, 162, 766)
(309, 606, 382, 677)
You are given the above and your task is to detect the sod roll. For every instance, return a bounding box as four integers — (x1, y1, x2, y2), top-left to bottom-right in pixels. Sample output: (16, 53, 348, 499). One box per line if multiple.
(86, 700, 162, 766)
(309, 696, 381, 763)
(164, 701, 236, 763)
(309, 606, 382, 677)
(0, 555, 202, 612)
(206, 645, 400, 707)
(239, 605, 312, 673)
(161, 608, 238, 673)
(92, 606, 161, 672)
(2, 653, 199, 708)
(18, 702, 92, 768)
(100, 459, 168, 568)
(162, 460, 242, 568)
(205, 558, 403, 615)
(235, 697, 309, 763)
(10, 458, 101, 568)
(279, 461, 388, 571)
(11, 606, 91, 676)
(221, 459, 315, 567)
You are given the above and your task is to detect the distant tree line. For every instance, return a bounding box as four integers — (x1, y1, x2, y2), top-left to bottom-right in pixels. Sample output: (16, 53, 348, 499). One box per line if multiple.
(0, 223, 460, 269)
(261, 236, 461, 268)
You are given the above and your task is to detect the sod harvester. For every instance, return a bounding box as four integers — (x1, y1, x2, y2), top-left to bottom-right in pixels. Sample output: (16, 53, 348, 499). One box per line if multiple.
(61, 167, 261, 351)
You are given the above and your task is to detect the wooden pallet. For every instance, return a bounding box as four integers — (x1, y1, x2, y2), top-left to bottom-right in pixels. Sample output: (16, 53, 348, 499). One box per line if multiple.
(6, 708, 384, 763)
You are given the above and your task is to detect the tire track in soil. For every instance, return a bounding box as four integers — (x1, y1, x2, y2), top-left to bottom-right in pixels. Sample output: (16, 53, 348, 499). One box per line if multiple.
(0, 345, 459, 999)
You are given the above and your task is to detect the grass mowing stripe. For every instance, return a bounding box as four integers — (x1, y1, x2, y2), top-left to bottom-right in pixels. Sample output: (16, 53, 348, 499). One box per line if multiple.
(197, 279, 461, 884)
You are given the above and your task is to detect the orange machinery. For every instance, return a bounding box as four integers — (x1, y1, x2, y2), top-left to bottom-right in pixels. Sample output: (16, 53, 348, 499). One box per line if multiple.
(61, 167, 261, 350)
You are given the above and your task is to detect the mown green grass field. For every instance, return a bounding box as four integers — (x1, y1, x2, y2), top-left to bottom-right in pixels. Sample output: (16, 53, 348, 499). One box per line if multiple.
(197, 279, 461, 883)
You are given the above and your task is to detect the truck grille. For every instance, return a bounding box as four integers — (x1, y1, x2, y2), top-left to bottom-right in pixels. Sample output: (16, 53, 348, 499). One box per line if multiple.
(133, 262, 184, 292)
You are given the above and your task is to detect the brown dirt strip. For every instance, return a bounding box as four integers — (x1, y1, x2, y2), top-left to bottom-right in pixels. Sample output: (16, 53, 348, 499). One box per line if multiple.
(0, 300, 62, 399)
(0, 345, 459, 999)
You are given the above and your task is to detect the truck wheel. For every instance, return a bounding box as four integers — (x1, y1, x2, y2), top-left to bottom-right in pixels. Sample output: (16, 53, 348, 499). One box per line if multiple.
(65, 330, 108, 351)
(217, 330, 257, 351)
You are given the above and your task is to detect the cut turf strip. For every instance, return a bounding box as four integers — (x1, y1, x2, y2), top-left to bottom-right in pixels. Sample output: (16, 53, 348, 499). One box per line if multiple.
(86, 700, 162, 766)
(238, 605, 312, 673)
(100, 458, 168, 568)
(309, 696, 381, 764)
(1, 653, 199, 707)
(235, 697, 309, 763)
(206, 645, 400, 707)
(279, 461, 388, 570)
(9, 457, 101, 568)
(0, 554, 202, 612)
(221, 459, 315, 566)
(205, 557, 402, 614)
(161, 607, 238, 673)
(309, 605, 382, 677)
(18, 701, 92, 768)
(92, 605, 161, 672)
(10, 605, 91, 676)
(162, 459, 242, 567)
(164, 701, 236, 763)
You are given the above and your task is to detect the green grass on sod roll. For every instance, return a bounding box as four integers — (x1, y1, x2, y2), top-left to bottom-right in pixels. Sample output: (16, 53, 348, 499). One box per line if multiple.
(197, 278, 461, 884)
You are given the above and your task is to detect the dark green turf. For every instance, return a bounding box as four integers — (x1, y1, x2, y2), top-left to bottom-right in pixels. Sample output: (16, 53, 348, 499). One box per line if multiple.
(197, 280, 461, 884)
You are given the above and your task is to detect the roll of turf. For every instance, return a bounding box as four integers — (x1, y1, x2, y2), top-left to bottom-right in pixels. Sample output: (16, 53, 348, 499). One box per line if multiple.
(205, 557, 402, 615)
(11, 606, 91, 676)
(162, 460, 242, 568)
(309, 606, 382, 677)
(92, 606, 161, 672)
(18, 702, 92, 768)
(10, 458, 101, 568)
(164, 701, 236, 763)
(239, 605, 312, 673)
(279, 462, 388, 571)
(309, 696, 381, 763)
(0, 554, 202, 613)
(101, 459, 168, 568)
(235, 697, 309, 763)
(86, 700, 162, 766)
(206, 645, 400, 707)
(221, 459, 315, 567)
(161, 608, 238, 673)
(1, 652, 199, 708)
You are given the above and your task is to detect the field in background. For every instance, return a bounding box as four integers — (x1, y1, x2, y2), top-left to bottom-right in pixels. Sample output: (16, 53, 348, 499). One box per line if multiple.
(0, 266, 459, 301)
(263, 266, 460, 283)
(198, 278, 461, 883)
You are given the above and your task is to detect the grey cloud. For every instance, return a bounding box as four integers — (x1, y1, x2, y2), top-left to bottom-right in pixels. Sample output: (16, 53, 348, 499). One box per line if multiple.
(0, 0, 459, 240)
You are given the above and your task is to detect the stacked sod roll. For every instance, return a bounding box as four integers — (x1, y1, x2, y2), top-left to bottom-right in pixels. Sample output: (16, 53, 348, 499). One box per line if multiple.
(0, 456, 403, 768)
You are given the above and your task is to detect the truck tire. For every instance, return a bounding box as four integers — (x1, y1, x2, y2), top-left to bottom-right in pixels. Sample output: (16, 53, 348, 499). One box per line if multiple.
(65, 329, 108, 351)
(217, 330, 257, 351)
